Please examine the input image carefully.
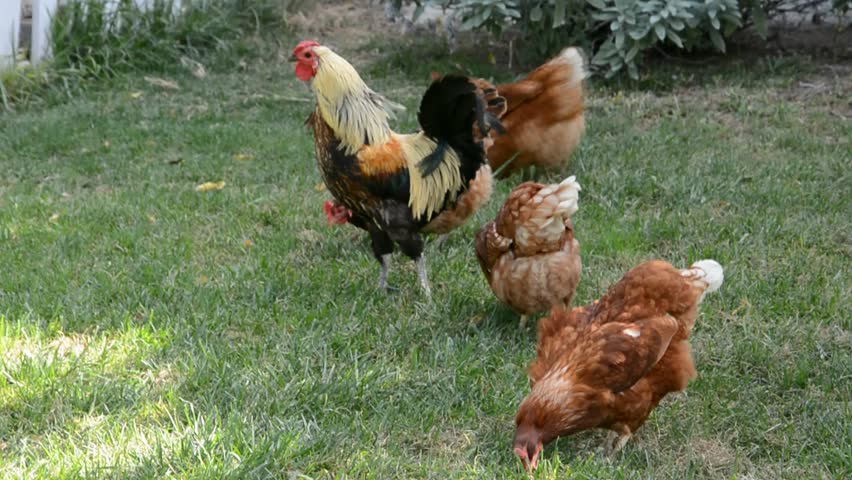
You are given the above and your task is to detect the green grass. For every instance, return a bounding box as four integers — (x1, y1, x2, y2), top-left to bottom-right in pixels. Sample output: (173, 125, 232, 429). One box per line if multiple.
(1, 37, 850, 479)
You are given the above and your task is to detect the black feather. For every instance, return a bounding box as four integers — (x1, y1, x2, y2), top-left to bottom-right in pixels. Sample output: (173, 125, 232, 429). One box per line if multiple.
(416, 74, 493, 186)
(418, 75, 478, 140)
(418, 141, 449, 177)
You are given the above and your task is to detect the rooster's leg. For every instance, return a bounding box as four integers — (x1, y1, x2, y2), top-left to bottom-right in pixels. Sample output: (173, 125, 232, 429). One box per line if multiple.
(519, 315, 529, 329)
(432, 233, 450, 249)
(378, 254, 395, 291)
(387, 226, 428, 297)
(369, 228, 396, 292)
(416, 256, 432, 298)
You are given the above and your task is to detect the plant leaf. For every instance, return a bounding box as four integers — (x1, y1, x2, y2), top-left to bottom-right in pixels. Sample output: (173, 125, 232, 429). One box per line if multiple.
(413, 4, 425, 22)
(654, 23, 666, 40)
(553, 0, 567, 28)
(625, 43, 640, 62)
(530, 5, 543, 22)
(668, 29, 683, 48)
(753, 3, 768, 38)
(709, 29, 726, 52)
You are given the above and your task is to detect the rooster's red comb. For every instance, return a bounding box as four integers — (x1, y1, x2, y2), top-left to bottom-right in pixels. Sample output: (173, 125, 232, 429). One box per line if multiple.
(293, 40, 320, 54)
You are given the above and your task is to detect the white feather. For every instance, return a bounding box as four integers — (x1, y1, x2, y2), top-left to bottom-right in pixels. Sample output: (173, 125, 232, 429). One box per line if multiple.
(690, 259, 724, 293)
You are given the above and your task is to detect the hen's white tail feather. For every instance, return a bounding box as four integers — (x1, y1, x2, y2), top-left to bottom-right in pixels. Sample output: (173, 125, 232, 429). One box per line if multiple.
(548, 175, 581, 219)
(516, 176, 582, 250)
(682, 259, 724, 301)
(551, 47, 588, 85)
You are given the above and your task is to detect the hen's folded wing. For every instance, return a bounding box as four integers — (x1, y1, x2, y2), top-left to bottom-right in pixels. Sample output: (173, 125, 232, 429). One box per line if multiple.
(569, 314, 679, 394)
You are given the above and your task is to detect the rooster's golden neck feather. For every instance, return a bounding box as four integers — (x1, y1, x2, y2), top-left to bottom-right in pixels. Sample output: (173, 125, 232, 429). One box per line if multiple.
(311, 46, 394, 155)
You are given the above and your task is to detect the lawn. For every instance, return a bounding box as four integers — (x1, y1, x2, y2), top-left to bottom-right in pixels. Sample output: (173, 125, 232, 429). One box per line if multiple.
(1, 34, 850, 479)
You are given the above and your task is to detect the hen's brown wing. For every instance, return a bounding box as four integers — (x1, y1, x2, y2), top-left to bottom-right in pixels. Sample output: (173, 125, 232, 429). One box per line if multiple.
(568, 314, 679, 394)
(495, 79, 545, 115)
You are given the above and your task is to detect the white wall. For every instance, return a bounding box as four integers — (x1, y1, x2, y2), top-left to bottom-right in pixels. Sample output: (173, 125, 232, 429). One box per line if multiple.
(1, 0, 24, 68)
(30, 0, 57, 63)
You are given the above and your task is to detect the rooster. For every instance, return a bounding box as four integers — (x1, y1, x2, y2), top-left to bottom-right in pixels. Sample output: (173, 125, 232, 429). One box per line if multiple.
(292, 40, 504, 295)
(482, 47, 587, 178)
(475, 176, 582, 328)
(323, 150, 496, 239)
(513, 259, 724, 470)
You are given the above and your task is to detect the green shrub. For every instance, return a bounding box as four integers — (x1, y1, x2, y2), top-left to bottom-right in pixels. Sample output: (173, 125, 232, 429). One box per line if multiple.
(398, 0, 850, 78)
(401, 0, 743, 78)
(588, 0, 742, 78)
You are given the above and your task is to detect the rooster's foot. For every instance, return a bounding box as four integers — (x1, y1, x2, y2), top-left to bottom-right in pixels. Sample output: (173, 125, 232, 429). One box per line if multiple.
(431, 233, 450, 249)
(377, 254, 395, 292)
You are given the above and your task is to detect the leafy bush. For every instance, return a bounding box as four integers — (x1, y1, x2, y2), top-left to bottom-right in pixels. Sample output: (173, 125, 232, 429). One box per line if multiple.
(588, 0, 742, 78)
(397, 0, 743, 78)
(401, 0, 850, 78)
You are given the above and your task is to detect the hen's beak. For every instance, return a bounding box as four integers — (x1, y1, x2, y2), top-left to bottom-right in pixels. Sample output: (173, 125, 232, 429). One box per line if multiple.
(514, 447, 530, 470)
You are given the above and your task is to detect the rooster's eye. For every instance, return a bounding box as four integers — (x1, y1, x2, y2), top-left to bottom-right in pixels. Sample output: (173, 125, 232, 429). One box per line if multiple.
(305, 53, 312, 58)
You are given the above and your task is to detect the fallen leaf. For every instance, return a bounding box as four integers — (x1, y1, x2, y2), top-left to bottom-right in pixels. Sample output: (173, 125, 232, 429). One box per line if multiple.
(49, 213, 60, 223)
(167, 157, 183, 165)
(234, 153, 254, 161)
(130, 91, 144, 99)
(195, 181, 226, 192)
(48, 335, 88, 357)
(144, 76, 180, 90)
(180, 56, 207, 79)
(314, 182, 326, 192)
(238, 59, 248, 70)
(297, 229, 322, 243)
(243, 239, 255, 248)
(103, 140, 111, 148)
(196, 275, 209, 285)
(487, 52, 496, 65)
(148, 215, 157, 224)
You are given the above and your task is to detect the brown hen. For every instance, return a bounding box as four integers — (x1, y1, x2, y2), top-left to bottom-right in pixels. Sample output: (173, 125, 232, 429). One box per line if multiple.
(513, 259, 724, 470)
(475, 176, 582, 327)
(483, 47, 587, 178)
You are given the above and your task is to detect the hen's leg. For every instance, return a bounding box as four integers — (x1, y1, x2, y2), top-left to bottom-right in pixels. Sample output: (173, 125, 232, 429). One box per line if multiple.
(368, 227, 396, 292)
(605, 424, 632, 457)
(519, 315, 529, 329)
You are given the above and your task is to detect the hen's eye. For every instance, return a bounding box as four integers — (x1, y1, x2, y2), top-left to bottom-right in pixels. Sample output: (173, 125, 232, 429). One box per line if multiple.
(305, 52, 312, 58)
